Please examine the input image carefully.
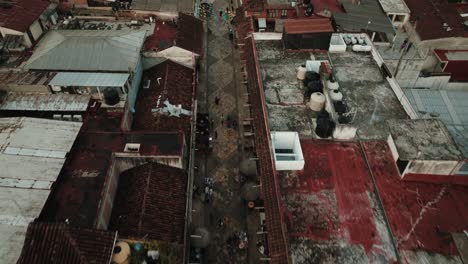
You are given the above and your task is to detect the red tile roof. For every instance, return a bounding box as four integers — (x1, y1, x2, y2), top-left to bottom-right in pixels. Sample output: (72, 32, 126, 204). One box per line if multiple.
(133, 60, 196, 143)
(244, 36, 289, 263)
(176, 12, 204, 55)
(18, 222, 116, 264)
(283, 18, 334, 34)
(0, 0, 50, 32)
(109, 162, 187, 243)
(144, 20, 177, 52)
(243, 0, 266, 12)
(405, 0, 468, 40)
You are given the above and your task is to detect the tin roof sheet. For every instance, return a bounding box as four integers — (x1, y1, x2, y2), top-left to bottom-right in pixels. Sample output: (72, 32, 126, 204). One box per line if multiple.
(0, 93, 90, 112)
(49, 72, 130, 87)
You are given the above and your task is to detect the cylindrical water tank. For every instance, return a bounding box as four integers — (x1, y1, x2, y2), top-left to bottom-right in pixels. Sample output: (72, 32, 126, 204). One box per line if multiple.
(297, 65, 306, 80)
(330, 90, 343, 101)
(309, 92, 326, 111)
(315, 118, 336, 138)
(352, 44, 372, 52)
(327, 80, 339, 90)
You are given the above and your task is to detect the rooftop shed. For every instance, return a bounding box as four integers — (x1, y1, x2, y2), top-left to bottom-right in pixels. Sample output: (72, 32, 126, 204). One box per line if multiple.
(283, 18, 334, 50)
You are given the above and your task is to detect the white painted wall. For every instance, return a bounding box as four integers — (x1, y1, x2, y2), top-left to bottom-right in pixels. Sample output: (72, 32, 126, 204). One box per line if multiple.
(387, 135, 399, 162)
(404, 160, 461, 176)
(253, 32, 283, 40)
(271, 131, 305, 171)
(29, 20, 43, 41)
(329, 34, 346, 53)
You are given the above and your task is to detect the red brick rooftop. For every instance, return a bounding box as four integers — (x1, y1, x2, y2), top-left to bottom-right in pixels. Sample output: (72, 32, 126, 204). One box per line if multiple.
(0, 0, 50, 32)
(18, 222, 116, 264)
(109, 162, 187, 243)
(133, 59, 196, 143)
(176, 12, 204, 56)
(143, 20, 177, 52)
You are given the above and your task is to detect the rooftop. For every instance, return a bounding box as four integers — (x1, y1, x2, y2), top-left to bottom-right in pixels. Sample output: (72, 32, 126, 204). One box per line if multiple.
(255, 40, 407, 139)
(282, 139, 468, 263)
(109, 162, 187, 243)
(176, 13, 204, 56)
(133, 60, 196, 142)
(404, 89, 468, 157)
(18, 222, 116, 264)
(0, 93, 90, 112)
(0, 71, 56, 86)
(0, 117, 81, 264)
(377, 0, 410, 14)
(283, 18, 334, 34)
(24, 30, 149, 72)
(0, 0, 50, 32)
(404, 0, 467, 40)
(143, 20, 177, 52)
(387, 119, 463, 161)
(281, 140, 397, 263)
(131, 0, 194, 13)
(333, 0, 395, 34)
(362, 141, 468, 262)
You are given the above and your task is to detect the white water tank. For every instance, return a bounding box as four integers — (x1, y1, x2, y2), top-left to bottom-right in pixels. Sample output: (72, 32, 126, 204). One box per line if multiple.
(330, 90, 343, 101)
(352, 45, 372, 52)
(309, 92, 326, 111)
(297, 65, 307, 80)
(327, 80, 339, 90)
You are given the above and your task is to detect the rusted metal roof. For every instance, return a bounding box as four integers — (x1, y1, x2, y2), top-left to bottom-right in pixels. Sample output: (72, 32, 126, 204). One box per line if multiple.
(18, 222, 116, 264)
(0, 71, 56, 85)
(109, 162, 187, 243)
(0, 93, 90, 112)
(283, 18, 334, 34)
(0, 0, 50, 32)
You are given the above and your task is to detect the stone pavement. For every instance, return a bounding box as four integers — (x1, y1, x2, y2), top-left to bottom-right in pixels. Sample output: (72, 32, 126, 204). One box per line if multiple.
(192, 0, 258, 263)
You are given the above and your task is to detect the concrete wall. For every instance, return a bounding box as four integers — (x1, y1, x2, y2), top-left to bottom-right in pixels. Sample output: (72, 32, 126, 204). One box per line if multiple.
(387, 135, 399, 162)
(404, 160, 461, 176)
(128, 59, 143, 112)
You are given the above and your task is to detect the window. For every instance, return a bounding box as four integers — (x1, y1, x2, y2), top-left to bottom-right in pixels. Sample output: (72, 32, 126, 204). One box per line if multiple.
(281, 9, 288, 17)
(394, 15, 406, 22)
(253, 12, 262, 16)
(268, 10, 278, 18)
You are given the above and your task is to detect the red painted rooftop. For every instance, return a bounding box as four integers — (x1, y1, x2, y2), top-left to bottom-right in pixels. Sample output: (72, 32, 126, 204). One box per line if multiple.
(362, 141, 468, 258)
(405, 0, 468, 40)
(283, 140, 468, 261)
(176, 12, 204, 55)
(0, 0, 50, 32)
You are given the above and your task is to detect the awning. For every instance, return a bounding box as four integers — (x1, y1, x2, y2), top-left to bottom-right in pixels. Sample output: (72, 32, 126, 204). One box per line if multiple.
(49, 72, 130, 87)
(258, 18, 267, 29)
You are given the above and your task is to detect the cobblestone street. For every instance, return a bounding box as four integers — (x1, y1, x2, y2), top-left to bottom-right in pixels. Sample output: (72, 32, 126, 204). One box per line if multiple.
(193, 0, 254, 262)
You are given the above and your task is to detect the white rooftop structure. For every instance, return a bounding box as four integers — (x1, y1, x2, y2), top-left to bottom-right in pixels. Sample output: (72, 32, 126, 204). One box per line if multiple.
(0, 93, 90, 112)
(377, 0, 410, 13)
(0, 117, 81, 264)
(271, 132, 305, 171)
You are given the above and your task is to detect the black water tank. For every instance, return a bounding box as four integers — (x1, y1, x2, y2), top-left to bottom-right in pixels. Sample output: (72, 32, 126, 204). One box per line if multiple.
(103, 88, 120, 106)
(334, 101, 348, 114)
(338, 113, 352, 124)
(317, 109, 330, 120)
(315, 118, 335, 138)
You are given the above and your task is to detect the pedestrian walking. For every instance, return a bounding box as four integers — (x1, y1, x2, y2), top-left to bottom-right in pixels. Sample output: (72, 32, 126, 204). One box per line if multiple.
(215, 96, 220, 105)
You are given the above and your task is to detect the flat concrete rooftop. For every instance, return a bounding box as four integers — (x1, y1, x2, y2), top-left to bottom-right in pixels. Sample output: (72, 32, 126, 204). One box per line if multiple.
(256, 40, 408, 140)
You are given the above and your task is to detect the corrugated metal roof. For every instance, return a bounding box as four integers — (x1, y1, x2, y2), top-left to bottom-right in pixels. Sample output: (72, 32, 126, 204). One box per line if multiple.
(49, 72, 130, 87)
(334, 0, 395, 34)
(0, 71, 56, 85)
(0, 93, 90, 112)
(283, 18, 334, 34)
(0, 117, 82, 263)
(25, 30, 147, 72)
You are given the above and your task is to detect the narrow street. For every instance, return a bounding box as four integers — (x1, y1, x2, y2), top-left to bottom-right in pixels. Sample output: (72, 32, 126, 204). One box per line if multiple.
(192, 0, 257, 263)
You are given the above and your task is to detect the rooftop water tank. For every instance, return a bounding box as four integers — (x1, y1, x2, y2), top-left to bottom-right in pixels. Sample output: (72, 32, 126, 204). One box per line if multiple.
(330, 89, 343, 101)
(327, 79, 339, 90)
(352, 44, 372, 52)
(104, 87, 120, 106)
(309, 92, 326, 111)
(315, 118, 336, 138)
(297, 65, 307, 80)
